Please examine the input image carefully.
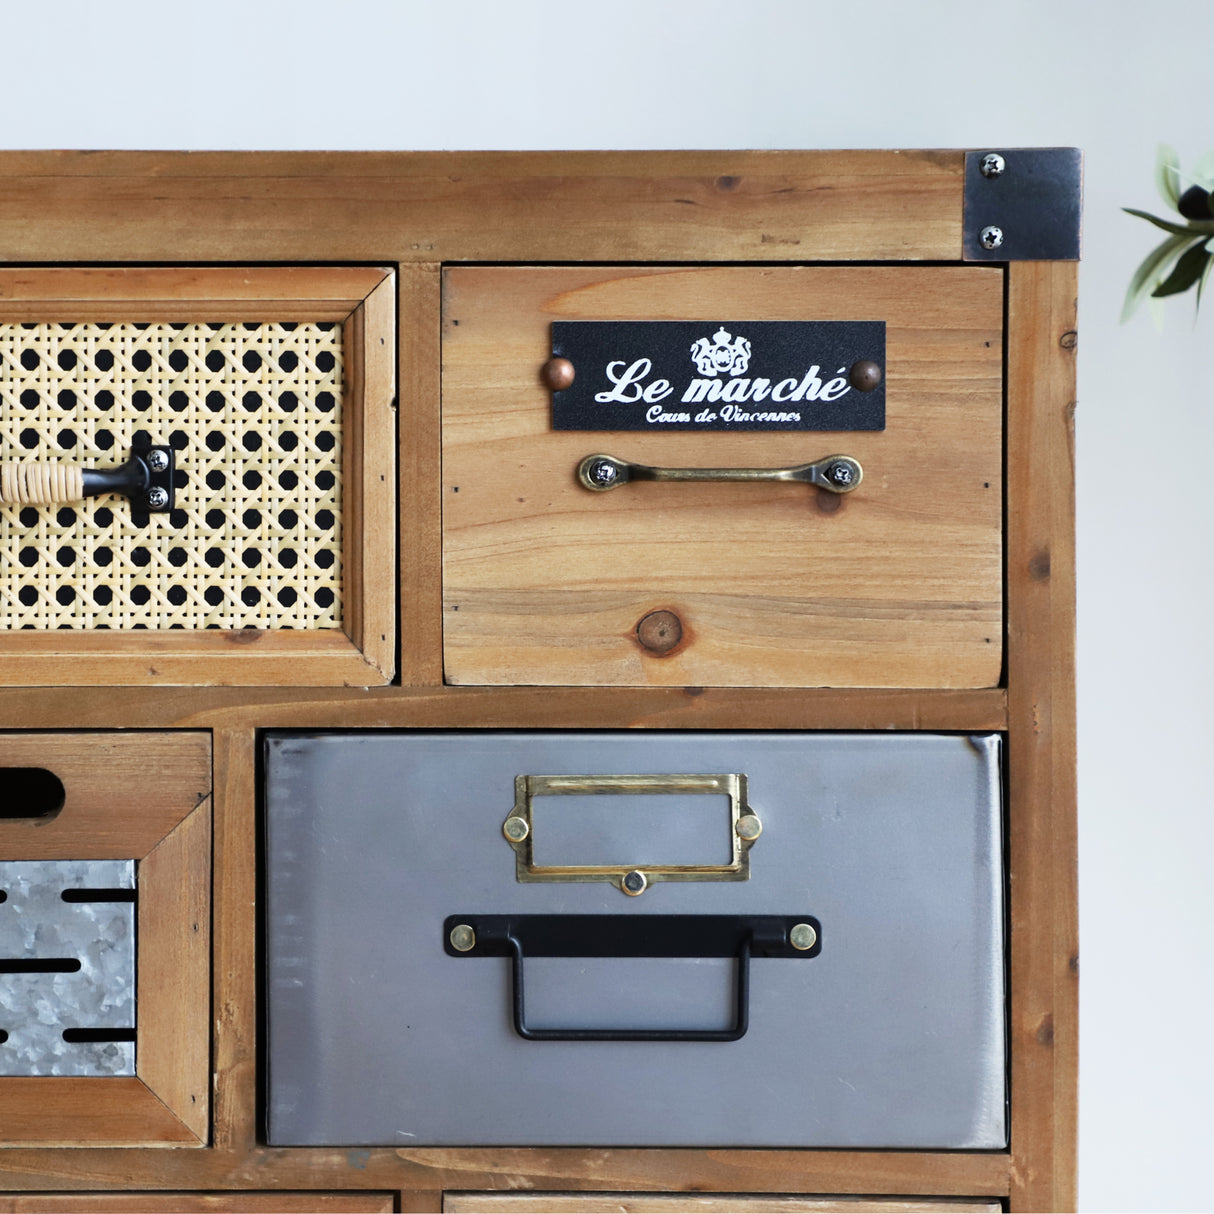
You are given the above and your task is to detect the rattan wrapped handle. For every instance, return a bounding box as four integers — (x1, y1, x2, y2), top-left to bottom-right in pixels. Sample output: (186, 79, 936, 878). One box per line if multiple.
(0, 447, 175, 513)
(0, 462, 85, 506)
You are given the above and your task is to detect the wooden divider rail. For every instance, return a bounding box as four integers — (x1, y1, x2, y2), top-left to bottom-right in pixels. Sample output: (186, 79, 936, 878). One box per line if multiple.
(0, 150, 1077, 1213)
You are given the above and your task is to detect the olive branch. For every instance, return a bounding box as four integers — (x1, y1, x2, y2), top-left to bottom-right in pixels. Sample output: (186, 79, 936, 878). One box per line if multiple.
(1123, 145, 1214, 320)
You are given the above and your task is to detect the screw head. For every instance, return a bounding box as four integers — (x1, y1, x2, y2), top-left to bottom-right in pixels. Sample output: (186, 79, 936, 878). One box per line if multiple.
(146, 449, 169, 472)
(621, 870, 648, 896)
(979, 225, 1005, 250)
(449, 923, 476, 952)
(826, 460, 854, 487)
(587, 458, 618, 487)
(503, 816, 530, 843)
(980, 152, 1006, 179)
(789, 922, 818, 951)
(146, 487, 169, 509)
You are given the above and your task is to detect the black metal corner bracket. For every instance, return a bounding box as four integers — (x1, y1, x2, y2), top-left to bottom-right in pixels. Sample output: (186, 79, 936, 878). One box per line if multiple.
(963, 148, 1082, 262)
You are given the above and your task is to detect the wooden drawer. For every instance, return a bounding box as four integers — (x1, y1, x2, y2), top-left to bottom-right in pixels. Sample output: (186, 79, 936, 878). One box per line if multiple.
(444, 1198, 1002, 1213)
(0, 268, 395, 686)
(0, 1197, 394, 1212)
(0, 733, 211, 1146)
(442, 265, 1003, 688)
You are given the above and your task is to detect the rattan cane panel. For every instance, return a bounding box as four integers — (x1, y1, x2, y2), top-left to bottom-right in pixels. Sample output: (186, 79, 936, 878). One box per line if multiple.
(0, 322, 343, 630)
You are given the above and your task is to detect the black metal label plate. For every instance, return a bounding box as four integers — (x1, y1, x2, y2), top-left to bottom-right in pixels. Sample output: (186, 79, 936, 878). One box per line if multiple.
(551, 320, 885, 431)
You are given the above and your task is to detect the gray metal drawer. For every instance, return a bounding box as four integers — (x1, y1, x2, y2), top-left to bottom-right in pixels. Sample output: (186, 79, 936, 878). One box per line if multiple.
(265, 732, 1005, 1148)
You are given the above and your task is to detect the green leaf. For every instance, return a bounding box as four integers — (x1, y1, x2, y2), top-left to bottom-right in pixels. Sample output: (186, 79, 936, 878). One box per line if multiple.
(1122, 231, 1194, 321)
(1152, 242, 1210, 297)
(1123, 207, 1214, 237)
(1156, 144, 1181, 208)
(1123, 207, 1193, 235)
(1195, 245, 1214, 311)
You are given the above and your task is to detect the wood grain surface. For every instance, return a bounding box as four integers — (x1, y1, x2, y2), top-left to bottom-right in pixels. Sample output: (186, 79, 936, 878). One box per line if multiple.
(443, 265, 1003, 687)
(444, 1197, 1002, 1213)
(137, 803, 212, 1144)
(0, 151, 964, 264)
(0, 733, 210, 858)
(1005, 262, 1079, 1212)
(0, 1195, 395, 1212)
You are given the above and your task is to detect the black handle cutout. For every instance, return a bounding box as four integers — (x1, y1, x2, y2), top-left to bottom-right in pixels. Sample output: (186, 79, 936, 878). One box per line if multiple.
(0, 768, 66, 820)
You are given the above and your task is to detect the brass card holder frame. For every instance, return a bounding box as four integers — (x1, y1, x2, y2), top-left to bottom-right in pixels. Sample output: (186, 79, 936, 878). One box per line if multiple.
(502, 773, 762, 896)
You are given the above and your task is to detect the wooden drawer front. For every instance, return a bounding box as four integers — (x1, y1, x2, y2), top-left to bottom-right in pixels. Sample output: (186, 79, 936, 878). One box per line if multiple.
(444, 1198, 1002, 1213)
(0, 1196, 395, 1212)
(0, 268, 395, 686)
(0, 733, 211, 1146)
(442, 265, 1003, 688)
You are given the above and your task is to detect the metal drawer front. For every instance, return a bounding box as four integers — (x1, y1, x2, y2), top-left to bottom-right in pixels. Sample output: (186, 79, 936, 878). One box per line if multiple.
(265, 732, 1005, 1149)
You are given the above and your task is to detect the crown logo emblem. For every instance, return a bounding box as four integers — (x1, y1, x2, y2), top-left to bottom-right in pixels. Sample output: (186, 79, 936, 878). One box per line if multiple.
(690, 327, 751, 377)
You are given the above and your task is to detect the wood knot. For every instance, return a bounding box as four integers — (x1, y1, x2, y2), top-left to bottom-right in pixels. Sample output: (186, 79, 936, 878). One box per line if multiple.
(1059, 330, 1078, 349)
(226, 627, 264, 645)
(1036, 1013, 1055, 1047)
(1028, 550, 1051, 581)
(636, 610, 684, 656)
(716, 175, 740, 191)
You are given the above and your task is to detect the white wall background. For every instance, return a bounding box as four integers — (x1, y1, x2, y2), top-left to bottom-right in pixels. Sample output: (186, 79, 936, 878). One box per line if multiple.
(3, 1, 1210, 1207)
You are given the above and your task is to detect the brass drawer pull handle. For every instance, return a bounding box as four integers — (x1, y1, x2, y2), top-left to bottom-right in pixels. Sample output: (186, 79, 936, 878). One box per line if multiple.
(504, 773, 761, 896)
(577, 452, 862, 494)
(0, 445, 175, 513)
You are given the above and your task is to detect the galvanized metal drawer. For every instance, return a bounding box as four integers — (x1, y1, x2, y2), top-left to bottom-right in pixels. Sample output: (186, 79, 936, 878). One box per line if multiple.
(265, 731, 1006, 1149)
(441, 265, 1003, 689)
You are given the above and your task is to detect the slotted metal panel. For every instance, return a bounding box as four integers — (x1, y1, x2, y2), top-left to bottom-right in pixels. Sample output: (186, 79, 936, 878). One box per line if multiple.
(0, 859, 136, 1076)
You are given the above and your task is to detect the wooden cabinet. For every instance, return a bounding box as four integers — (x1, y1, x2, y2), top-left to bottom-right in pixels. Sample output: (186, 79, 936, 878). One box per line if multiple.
(0, 150, 1077, 1211)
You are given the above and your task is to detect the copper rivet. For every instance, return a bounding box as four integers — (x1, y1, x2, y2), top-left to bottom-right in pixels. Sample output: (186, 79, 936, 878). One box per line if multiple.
(542, 357, 576, 391)
(637, 610, 683, 655)
(849, 360, 883, 392)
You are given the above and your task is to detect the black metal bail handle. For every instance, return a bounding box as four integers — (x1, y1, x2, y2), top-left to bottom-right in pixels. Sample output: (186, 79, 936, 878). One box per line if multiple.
(444, 913, 821, 1043)
(0, 444, 175, 513)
